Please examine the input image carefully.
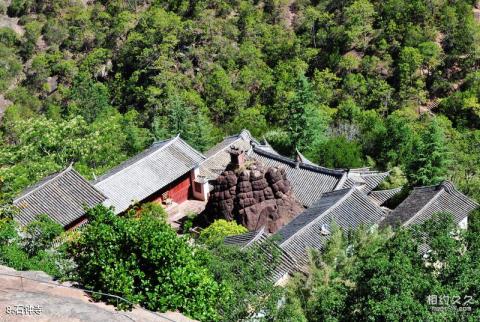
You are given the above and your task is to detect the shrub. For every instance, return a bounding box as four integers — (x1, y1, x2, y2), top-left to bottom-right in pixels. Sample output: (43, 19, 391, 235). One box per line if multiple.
(69, 205, 223, 321)
(23, 214, 63, 256)
(199, 219, 248, 246)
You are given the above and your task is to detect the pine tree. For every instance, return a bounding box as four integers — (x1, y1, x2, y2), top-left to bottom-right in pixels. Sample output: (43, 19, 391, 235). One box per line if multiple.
(407, 118, 449, 186)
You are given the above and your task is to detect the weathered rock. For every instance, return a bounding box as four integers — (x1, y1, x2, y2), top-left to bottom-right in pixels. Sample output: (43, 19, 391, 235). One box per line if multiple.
(204, 160, 304, 233)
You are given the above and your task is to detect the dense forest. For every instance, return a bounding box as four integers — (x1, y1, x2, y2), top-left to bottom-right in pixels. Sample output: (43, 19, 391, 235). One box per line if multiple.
(1, 0, 480, 204)
(1, 1, 480, 321)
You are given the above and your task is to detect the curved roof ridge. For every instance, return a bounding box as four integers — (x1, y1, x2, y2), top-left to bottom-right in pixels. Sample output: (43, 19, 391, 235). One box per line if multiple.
(299, 162, 346, 176)
(252, 146, 345, 176)
(252, 146, 298, 167)
(403, 188, 444, 226)
(295, 149, 315, 165)
(370, 186, 402, 193)
(14, 166, 79, 202)
(243, 226, 267, 248)
(279, 187, 356, 246)
(93, 136, 178, 184)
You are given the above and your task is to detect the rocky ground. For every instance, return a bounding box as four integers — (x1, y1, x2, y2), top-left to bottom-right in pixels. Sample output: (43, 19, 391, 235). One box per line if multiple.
(0, 265, 195, 322)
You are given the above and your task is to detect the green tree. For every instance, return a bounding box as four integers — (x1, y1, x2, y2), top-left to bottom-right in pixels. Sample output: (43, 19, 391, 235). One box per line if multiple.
(67, 72, 111, 122)
(199, 219, 248, 246)
(70, 205, 223, 320)
(317, 136, 364, 169)
(0, 46, 22, 93)
(204, 238, 285, 320)
(406, 118, 449, 186)
(344, 0, 376, 50)
(398, 46, 425, 106)
(23, 214, 63, 256)
(288, 75, 329, 154)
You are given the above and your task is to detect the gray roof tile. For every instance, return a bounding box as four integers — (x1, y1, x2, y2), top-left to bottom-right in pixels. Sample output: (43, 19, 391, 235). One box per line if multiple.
(201, 129, 389, 206)
(249, 148, 346, 207)
(199, 130, 256, 180)
(94, 136, 205, 214)
(13, 167, 106, 227)
(275, 187, 386, 266)
(224, 227, 298, 283)
(382, 181, 479, 228)
(368, 187, 402, 205)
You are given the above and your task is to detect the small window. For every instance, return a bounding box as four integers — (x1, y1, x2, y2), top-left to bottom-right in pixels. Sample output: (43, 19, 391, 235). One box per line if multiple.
(194, 181, 203, 193)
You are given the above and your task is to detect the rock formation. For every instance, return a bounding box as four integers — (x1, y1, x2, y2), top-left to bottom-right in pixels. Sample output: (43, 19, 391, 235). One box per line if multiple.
(205, 149, 304, 233)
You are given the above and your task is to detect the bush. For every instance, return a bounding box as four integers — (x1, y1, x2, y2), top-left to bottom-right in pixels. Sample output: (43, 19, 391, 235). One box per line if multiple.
(23, 214, 63, 256)
(131, 202, 166, 220)
(204, 239, 285, 320)
(0, 217, 69, 278)
(69, 205, 223, 321)
(317, 136, 364, 169)
(199, 219, 247, 246)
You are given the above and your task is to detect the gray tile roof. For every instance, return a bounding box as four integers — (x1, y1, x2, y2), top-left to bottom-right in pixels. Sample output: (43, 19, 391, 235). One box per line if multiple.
(381, 181, 479, 228)
(94, 136, 205, 214)
(368, 187, 402, 205)
(13, 166, 106, 227)
(201, 129, 389, 206)
(342, 171, 390, 193)
(249, 147, 346, 207)
(224, 227, 298, 283)
(275, 187, 386, 266)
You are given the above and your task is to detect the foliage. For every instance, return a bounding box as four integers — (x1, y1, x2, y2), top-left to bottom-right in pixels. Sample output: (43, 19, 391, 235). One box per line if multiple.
(0, 112, 150, 202)
(130, 201, 166, 220)
(316, 136, 364, 169)
(198, 219, 248, 246)
(0, 216, 69, 278)
(69, 205, 223, 321)
(23, 214, 63, 256)
(0, 0, 479, 199)
(406, 118, 450, 186)
(281, 213, 480, 321)
(204, 239, 286, 320)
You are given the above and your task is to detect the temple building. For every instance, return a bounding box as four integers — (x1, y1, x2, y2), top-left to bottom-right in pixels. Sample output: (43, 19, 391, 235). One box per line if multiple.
(13, 166, 106, 229)
(381, 181, 478, 229)
(201, 129, 391, 208)
(274, 187, 386, 266)
(93, 135, 208, 214)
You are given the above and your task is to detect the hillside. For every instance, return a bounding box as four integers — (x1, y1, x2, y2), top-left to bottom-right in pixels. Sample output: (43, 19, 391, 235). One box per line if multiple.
(0, 2, 479, 319)
(0, 1, 479, 205)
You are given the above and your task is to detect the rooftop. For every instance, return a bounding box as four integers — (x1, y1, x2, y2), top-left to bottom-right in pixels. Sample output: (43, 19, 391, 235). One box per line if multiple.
(368, 187, 403, 206)
(381, 181, 479, 228)
(94, 136, 205, 214)
(275, 187, 386, 266)
(200, 130, 390, 207)
(13, 166, 106, 227)
(224, 227, 298, 283)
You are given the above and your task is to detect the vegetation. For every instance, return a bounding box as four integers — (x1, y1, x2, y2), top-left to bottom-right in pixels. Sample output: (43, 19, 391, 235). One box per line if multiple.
(68, 204, 282, 321)
(69, 205, 222, 320)
(0, 0, 478, 204)
(280, 213, 480, 321)
(0, 215, 70, 277)
(1, 0, 480, 321)
(198, 219, 248, 246)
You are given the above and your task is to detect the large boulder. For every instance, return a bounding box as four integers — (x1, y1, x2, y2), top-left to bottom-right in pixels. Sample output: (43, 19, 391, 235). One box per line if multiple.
(204, 160, 304, 233)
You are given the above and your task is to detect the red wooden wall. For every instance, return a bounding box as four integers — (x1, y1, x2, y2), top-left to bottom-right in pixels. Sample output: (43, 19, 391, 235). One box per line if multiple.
(147, 171, 192, 205)
(168, 175, 191, 203)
